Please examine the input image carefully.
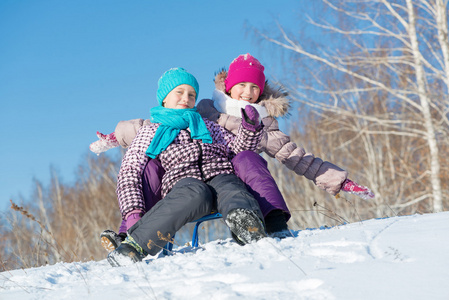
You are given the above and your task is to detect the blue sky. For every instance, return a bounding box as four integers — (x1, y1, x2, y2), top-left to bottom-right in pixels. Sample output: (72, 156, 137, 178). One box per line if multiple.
(0, 0, 306, 211)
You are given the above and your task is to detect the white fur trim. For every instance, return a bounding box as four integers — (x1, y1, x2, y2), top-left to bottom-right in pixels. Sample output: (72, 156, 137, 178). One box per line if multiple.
(212, 89, 269, 119)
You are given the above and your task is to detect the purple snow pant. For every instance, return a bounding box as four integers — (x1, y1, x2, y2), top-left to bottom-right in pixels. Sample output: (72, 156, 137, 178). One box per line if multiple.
(118, 158, 165, 234)
(232, 151, 290, 221)
(118, 151, 290, 234)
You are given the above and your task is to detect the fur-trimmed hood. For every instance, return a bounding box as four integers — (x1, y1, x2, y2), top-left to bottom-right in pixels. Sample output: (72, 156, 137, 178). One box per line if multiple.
(214, 70, 291, 118)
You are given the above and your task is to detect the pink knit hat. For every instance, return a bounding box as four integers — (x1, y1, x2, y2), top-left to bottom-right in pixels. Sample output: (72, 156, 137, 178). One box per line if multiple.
(225, 54, 265, 94)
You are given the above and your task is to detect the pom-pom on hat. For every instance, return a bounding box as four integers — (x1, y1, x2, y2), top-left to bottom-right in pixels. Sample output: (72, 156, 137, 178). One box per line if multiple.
(156, 68, 199, 106)
(225, 54, 265, 94)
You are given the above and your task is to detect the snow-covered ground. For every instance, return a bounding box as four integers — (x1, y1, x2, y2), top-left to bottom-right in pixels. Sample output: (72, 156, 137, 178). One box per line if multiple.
(1, 211, 448, 300)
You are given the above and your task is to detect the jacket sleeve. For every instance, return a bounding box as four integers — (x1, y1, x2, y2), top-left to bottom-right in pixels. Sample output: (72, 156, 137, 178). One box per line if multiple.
(197, 99, 241, 135)
(261, 117, 348, 195)
(116, 126, 154, 220)
(206, 119, 262, 156)
(229, 123, 263, 154)
(197, 99, 221, 123)
(115, 119, 152, 148)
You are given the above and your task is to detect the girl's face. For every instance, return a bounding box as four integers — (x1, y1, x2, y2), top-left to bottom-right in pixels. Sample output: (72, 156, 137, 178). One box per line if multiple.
(229, 82, 261, 103)
(163, 84, 196, 109)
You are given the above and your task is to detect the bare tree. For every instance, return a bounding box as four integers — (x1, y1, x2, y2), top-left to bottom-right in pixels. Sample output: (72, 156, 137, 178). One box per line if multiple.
(256, 0, 448, 213)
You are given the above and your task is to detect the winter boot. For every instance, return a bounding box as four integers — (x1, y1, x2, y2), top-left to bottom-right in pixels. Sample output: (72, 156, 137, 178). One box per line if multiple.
(100, 230, 126, 253)
(107, 235, 147, 267)
(230, 231, 245, 246)
(225, 208, 267, 245)
(265, 210, 293, 239)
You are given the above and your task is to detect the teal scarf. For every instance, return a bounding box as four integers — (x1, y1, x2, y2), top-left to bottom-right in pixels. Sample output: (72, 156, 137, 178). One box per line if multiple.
(146, 106, 213, 158)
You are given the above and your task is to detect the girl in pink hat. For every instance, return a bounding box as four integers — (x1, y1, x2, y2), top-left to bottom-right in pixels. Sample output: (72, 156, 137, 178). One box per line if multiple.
(197, 53, 348, 236)
(92, 54, 372, 252)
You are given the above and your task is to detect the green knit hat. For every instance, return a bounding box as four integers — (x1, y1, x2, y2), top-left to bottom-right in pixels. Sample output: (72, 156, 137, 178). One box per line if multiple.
(156, 68, 199, 105)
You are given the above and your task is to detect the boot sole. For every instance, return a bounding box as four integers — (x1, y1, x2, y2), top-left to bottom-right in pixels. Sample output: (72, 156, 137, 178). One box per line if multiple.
(101, 236, 117, 253)
(226, 209, 267, 244)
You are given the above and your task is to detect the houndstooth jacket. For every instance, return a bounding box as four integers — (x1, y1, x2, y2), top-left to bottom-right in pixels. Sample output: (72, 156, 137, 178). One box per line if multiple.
(116, 118, 262, 220)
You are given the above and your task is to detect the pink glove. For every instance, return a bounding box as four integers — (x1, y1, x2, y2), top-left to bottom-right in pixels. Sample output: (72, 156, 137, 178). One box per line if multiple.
(340, 179, 375, 200)
(241, 106, 262, 132)
(89, 131, 120, 154)
(126, 212, 142, 230)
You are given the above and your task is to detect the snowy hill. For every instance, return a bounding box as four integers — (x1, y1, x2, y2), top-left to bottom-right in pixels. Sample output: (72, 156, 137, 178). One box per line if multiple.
(1, 212, 448, 300)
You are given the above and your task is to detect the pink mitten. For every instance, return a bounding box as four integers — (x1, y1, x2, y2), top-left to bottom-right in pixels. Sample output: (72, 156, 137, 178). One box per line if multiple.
(89, 131, 120, 154)
(340, 179, 375, 200)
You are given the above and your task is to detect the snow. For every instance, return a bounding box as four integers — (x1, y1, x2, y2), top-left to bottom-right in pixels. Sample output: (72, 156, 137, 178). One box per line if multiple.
(1, 212, 448, 300)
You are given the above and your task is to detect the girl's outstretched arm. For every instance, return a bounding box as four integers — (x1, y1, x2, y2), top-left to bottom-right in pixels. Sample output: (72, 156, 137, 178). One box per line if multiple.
(89, 119, 152, 154)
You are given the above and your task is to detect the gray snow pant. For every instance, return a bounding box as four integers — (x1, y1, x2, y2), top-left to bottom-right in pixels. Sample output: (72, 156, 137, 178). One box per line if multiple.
(127, 174, 263, 256)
